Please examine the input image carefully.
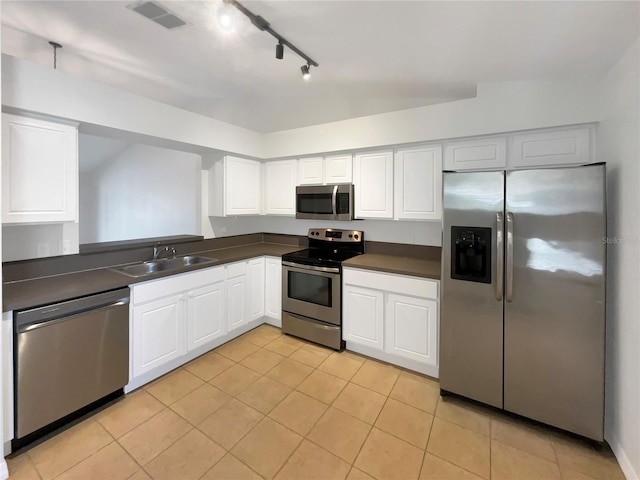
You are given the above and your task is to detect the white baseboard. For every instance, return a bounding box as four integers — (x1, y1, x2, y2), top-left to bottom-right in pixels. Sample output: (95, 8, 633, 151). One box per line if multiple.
(607, 432, 639, 480)
(346, 342, 439, 378)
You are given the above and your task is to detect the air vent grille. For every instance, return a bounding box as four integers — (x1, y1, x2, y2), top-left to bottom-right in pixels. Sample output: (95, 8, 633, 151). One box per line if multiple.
(129, 1, 188, 30)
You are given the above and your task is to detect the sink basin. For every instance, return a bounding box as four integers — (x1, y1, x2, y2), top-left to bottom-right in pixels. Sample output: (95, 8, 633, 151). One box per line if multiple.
(113, 256, 218, 277)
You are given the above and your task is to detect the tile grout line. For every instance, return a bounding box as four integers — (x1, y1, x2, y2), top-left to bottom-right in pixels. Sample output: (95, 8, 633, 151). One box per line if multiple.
(269, 349, 368, 480)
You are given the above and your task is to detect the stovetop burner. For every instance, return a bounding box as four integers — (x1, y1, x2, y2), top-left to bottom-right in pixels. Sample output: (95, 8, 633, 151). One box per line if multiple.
(282, 228, 365, 268)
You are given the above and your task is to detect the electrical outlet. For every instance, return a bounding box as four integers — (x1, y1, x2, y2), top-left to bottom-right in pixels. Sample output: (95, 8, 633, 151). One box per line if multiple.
(37, 243, 50, 257)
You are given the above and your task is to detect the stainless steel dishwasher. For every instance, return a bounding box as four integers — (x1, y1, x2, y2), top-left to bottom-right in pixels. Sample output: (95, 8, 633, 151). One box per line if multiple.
(14, 288, 130, 446)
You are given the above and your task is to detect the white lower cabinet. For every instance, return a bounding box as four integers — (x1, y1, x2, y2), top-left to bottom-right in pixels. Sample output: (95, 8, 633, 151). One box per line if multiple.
(343, 267, 439, 377)
(265, 256, 282, 326)
(132, 294, 184, 377)
(129, 257, 281, 390)
(187, 281, 225, 352)
(131, 266, 227, 378)
(248, 258, 265, 322)
(226, 263, 248, 332)
(385, 293, 438, 366)
(343, 285, 384, 350)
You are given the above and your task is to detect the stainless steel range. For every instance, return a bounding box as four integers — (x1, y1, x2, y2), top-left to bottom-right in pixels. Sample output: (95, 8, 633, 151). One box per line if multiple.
(282, 228, 364, 350)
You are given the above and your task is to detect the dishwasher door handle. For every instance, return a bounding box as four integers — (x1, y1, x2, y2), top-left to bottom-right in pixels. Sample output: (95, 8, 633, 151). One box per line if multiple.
(18, 301, 129, 333)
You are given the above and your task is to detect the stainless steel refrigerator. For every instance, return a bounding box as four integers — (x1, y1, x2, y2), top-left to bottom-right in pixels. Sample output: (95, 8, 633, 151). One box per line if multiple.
(440, 163, 606, 441)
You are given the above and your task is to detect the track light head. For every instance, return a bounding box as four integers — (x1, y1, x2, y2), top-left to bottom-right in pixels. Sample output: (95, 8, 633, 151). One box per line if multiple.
(301, 64, 311, 80)
(275, 42, 284, 60)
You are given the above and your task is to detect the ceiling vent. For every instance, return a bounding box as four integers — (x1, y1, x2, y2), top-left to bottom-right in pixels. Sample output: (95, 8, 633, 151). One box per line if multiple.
(128, 1, 189, 30)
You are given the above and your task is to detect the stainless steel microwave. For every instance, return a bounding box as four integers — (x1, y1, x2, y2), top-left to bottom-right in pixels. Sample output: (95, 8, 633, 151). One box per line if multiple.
(296, 184, 354, 221)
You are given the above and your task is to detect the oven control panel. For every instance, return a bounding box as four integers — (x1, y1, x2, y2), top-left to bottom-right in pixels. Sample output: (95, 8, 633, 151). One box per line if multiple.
(308, 228, 363, 242)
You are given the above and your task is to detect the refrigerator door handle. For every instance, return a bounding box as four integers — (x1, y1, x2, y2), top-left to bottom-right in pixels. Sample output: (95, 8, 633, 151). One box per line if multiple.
(496, 212, 504, 301)
(506, 212, 514, 302)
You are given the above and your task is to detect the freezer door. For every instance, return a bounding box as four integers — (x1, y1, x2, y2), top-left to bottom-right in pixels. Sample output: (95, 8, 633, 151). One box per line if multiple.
(440, 171, 505, 408)
(504, 164, 606, 441)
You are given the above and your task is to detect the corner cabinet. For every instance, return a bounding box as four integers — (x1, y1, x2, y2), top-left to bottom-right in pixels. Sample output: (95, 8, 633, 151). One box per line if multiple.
(2, 113, 78, 224)
(264, 256, 282, 327)
(394, 145, 442, 221)
(263, 160, 297, 215)
(343, 267, 439, 377)
(226, 261, 249, 332)
(248, 258, 266, 321)
(353, 151, 394, 219)
(208, 155, 261, 216)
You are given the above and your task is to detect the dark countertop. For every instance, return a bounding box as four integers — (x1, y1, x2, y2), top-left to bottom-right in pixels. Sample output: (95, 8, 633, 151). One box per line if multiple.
(342, 253, 441, 280)
(3, 243, 301, 312)
(3, 242, 442, 312)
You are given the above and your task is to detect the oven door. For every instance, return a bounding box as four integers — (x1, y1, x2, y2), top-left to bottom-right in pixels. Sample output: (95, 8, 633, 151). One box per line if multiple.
(282, 262, 341, 325)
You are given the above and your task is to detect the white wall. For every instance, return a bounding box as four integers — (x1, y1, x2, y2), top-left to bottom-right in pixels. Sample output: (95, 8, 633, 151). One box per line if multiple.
(1, 55, 264, 159)
(598, 39, 640, 480)
(263, 80, 602, 158)
(3, 55, 605, 162)
(2, 223, 79, 261)
(204, 216, 442, 246)
(79, 143, 201, 243)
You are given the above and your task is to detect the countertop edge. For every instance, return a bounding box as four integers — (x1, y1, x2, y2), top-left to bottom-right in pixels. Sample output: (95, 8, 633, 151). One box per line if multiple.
(4, 245, 442, 312)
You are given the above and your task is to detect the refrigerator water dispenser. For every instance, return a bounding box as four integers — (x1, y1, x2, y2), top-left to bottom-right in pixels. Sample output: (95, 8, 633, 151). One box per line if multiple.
(451, 226, 491, 283)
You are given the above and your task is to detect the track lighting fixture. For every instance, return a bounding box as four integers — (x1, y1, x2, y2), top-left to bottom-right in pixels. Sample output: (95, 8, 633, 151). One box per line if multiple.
(301, 64, 311, 80)
(223, 0, 318, 79)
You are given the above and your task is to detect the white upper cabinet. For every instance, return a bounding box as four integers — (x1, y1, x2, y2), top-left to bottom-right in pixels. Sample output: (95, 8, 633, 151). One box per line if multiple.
(394, 145, 442, 221)
(2, 113, 78, 224)
(444, 135, 507, 171)
(353, 151, 394, 219)
(298, 154, 352, 185)
(443, 125, 594, 171)
(209, 155, 261, 216)
(298, 156, 324, 185)
(508, 126, 592, 168)
(324, 154, 353, 184)
(264, 160, 297, 215)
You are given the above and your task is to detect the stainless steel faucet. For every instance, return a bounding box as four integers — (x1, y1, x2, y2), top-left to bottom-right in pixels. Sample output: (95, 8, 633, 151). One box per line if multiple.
(153, 245, 177, 260)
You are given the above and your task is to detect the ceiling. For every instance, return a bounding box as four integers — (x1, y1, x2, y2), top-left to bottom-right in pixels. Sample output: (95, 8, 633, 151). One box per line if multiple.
(1, 1, 639, 133)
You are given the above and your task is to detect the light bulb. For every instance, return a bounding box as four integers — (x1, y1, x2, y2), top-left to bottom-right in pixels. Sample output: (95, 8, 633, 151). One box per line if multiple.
(215, 6, 234, 32)
(301, 64, 311, 80)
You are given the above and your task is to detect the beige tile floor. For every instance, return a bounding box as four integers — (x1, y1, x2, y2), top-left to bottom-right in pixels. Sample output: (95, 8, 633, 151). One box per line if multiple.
(7, 325, 625, 480)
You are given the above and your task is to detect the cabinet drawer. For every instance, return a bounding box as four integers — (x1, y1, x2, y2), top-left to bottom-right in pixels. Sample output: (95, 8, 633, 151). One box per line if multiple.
(226, 261, 247, 279)
(343, 268, 438, 299)
(132, 266, 224, 305)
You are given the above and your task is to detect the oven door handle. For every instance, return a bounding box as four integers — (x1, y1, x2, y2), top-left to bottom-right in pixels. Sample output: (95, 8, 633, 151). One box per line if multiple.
(282, 261, 341, 274)
(331, 184, 338, 218)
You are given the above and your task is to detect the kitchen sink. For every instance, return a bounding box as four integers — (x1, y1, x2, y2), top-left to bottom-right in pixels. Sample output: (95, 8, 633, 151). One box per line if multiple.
(113, 255, 218, 277)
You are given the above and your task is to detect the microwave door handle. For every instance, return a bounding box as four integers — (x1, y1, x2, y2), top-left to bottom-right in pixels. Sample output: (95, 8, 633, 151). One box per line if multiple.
(331, 185, 338, 218)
